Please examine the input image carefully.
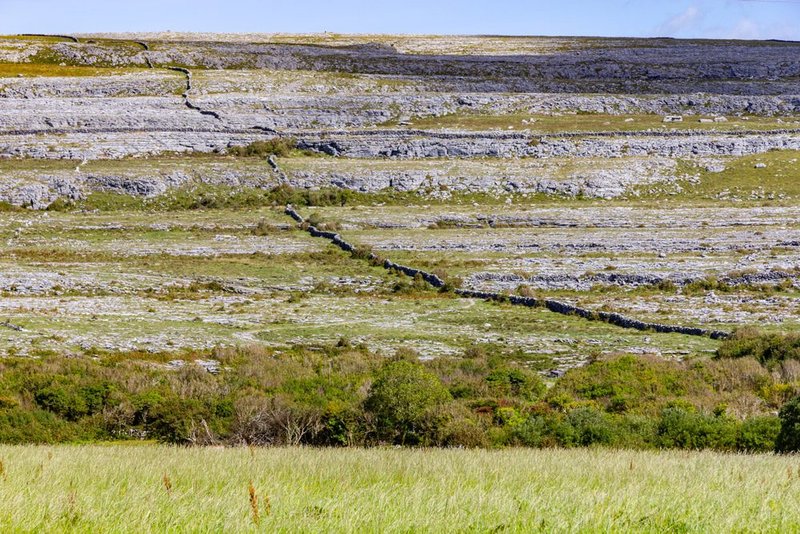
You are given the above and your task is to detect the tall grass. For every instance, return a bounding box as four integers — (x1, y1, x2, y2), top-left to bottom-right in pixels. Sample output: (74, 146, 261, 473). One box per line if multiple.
(0, 445, 798, 532)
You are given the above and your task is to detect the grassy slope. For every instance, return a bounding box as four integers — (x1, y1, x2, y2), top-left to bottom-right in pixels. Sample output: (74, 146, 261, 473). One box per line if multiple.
(397, 112, 800, 133)
(0, 445, 798, 532)
(0, 63, 147, 77)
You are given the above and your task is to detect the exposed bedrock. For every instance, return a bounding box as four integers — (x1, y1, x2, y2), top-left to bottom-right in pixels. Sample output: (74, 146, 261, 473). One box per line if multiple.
(285, 158, 677, 198)
(467, 269, 799, 292)
(4, 124, 796, 161)
(0, 131, 267, 160)
(13, 40, 799, 95)
(0, 72, 182, 98)
(0, 168, 274, 209)
(1, 88, 798, 131)
(297, 130, 800, 159)
(0, 97, 223, 132)
(179, 93, 800, 129)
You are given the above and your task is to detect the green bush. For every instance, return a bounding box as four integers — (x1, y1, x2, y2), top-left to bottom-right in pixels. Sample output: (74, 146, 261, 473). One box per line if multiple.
(0, 343, 794, 451)
(146, 396, 217, 444)
(486, 367, 546, 401)
(547, 355, 708, 415)
(227, 138, 298, 158)
(421, 402, 488, 448)
(364, 360, 451, 445)
(32, 380, 114, 422)
(737, 416, 781, 453)
(717, 329, 800, 367)
(776, 396, 800, 453)
(0, 407, 86, 443)
(613, 414, 658, 449)
(566, 407, 616, 447)
(511, 412, 574, 448)
(656, 407, 738, 451)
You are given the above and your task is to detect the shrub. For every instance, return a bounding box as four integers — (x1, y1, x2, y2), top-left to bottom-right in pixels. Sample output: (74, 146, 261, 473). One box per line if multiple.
(547, 355, 708, 415)
(0, 342, 793, 451)
(486, 367, 546, 401)
(34, 385, 90, 421)
(737, 416, 781, 453)
(251, 219, 281, 236)
(145, 396, 218, 444)
(0, 407, 86, 443)
(317, 404, 365, 447)
(421, 402, 488, 448)
(33, 381, 114, 422)
(775, 396, 800, 453)
(511, 412, 574, 448)
(566, 407, 616, 447)
(613, 414, 658, 449)
(230, 395, 323, 446)
(227, 138, 298, 158)
(392, 273, 431, 295)
(364, 361, 451, 445)
(717, 328, 800, 367)
(656, 406, 738, 451)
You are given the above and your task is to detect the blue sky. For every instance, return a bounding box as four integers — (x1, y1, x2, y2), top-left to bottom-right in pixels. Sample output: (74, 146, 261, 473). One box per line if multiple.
(0, 0, 798, 40)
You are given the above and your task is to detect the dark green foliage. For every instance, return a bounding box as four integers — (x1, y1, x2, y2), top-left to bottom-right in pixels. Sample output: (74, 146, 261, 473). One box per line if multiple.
(419, 402, 489, 448)
(508, 406, 767, 451)
(656, 406, 738, 450)
(486, 367, 545, 401)
(511, 412, 574, 448)
(34, 382, 113, 422)
(776, 396, 800, 453)
(145, 396, 222, 444)
(717, 328, 800, 367)
(737, 416, 781, 452)
(567, 407, 616, 447)
(0, 408, 89, 444)
(0, 345, 792, 451)
(548, 354, 710, 415)
(364, 360, 451, 445)
(227, 138, 298, 158)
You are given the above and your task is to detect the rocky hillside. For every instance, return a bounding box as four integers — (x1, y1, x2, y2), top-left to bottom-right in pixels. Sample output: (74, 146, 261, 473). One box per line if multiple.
(0, 34, 799, 206)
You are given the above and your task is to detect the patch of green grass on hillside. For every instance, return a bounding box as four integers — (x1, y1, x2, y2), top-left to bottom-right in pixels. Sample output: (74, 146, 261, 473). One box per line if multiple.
(0, 35, 74, 43)
(0, 62, 145, 78)
(394, 111, 800, 133)
(692, 150, 800, 198)
(634, 150, 800, 202)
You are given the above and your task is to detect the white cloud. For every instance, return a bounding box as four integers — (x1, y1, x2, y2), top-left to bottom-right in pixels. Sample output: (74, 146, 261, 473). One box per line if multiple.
(657, 6, 703, 35)
(704, 16, 800, 40)
(728, 18, 761, 39)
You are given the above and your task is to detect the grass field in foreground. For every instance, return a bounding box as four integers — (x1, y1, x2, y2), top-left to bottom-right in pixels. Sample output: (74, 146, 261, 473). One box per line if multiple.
(0, 446, 798, 532)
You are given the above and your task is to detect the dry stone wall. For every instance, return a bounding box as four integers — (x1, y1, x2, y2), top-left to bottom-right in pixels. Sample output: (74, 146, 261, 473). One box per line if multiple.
(285, 205, 730, 340)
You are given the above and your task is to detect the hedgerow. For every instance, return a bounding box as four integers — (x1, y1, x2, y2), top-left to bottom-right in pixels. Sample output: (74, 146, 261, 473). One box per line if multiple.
(0, 345, 794, 452)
